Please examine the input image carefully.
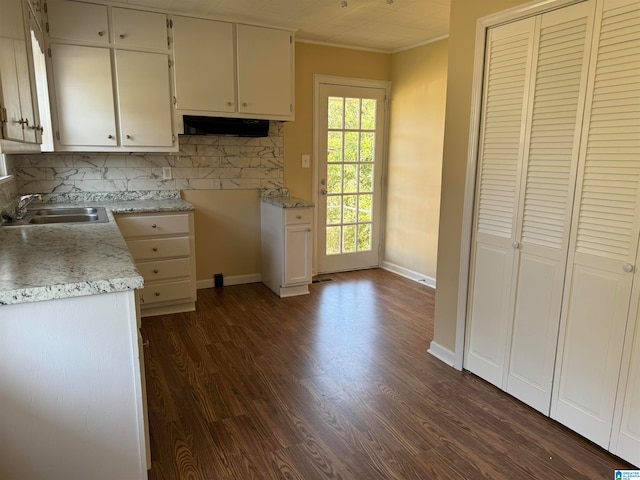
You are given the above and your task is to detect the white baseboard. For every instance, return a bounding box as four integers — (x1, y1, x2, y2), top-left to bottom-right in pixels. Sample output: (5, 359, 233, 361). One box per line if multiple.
(197, 273, 262, 290)
(428, 341, 458, 369)
(381, 261, 436, 289)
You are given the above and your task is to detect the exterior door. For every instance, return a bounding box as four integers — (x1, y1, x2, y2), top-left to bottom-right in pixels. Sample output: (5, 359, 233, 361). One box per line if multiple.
(316, 81, 387, 273)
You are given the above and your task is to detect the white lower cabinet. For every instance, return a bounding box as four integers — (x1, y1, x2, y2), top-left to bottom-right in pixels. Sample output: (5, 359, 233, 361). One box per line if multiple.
(0, 291, 148, 480)
(261, 202, 313, 297)
(116, 211, 197, 316)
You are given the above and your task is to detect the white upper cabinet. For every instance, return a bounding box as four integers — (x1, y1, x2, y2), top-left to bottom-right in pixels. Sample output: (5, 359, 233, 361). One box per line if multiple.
(44, 0, 176, 151)
(236, 24, 293, 118)
(112, 8, 168, 51)
(172, 16, 235, 114)
(0, 0, 41, 151)
(172, 17, 294, 121)
(115, 50, 173, 147)
(46, 0, 109, 44)
(49, 43, 116, 147)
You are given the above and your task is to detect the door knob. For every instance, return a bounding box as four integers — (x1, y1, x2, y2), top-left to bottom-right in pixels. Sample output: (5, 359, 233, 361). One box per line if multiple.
(320, 189, 327, 195)
(512, 241, 520, 249)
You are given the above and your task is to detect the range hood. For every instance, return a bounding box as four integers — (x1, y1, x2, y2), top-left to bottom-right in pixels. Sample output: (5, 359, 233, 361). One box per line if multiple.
(181, 115, 270, 137)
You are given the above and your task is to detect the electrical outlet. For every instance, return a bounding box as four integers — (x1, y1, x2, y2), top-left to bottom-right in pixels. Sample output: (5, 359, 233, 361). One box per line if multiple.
(162, 167, 172, 180)
(302, 154, 311, 168)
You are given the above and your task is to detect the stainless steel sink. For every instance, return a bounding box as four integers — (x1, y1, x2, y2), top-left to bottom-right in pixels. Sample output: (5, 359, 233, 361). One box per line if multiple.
(2, 206, 109, 226)
(32, 207, 100, 216)
(29, 214, 101, 224)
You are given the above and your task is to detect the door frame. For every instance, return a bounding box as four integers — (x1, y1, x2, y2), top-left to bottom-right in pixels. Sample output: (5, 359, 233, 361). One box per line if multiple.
(312, 74, 391, 275)
(452, 0, 588, 370)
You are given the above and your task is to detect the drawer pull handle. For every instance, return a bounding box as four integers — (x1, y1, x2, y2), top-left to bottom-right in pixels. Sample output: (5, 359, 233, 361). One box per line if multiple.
(155, 292, 161, 297)
(152, 247, 158, 252)
(153, 269, 159, 274)
(296, 215, 302, 219)
(151, 224, 157, 228)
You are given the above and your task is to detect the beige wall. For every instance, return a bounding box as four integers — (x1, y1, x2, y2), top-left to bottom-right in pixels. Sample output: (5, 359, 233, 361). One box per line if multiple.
(284, 42, 392, 199)
(385, 39, 448, 281)
(434, 0, 536, 351)
(182, 189, 261, 282)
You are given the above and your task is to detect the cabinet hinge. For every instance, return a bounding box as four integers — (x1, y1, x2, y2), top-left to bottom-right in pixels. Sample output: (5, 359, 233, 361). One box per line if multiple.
(173, 96, 177, 105)
(172, 134, 176, 143)
(168, 58, 172, 68)
(290, 104, 293, 112)
(169, 18, 173, 28)
(0, 107, 8, 124)
(55, 131, 60, 141)
(290, 35, 293, 44)
(45, 22, 49, 33)
(47, 47, 51, 57)
(43, 1, 47, 13)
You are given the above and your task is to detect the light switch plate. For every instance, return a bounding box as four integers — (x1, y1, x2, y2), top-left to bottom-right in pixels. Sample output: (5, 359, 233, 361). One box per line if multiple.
(162, 167, 172, 180)
(302, 154, 311, 168)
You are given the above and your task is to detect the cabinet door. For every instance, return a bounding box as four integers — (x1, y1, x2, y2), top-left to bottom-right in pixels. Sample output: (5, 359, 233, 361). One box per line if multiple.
(551, 0, 640, 449)
(284, 223, 312, 286)
(113, 8, 167, 51)
(236, 24, 292, 117)
(172, 16, 235, 113)
(115, 50, 173, 147)
(0, 0, 35, 142)
(46, 0, 109, 43)
(49, 43, 116, 146)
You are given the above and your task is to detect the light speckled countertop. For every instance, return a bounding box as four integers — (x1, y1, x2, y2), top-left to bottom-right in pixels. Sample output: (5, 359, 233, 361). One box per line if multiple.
(0, 198, 194, 306)
(260, 195, 314, 208)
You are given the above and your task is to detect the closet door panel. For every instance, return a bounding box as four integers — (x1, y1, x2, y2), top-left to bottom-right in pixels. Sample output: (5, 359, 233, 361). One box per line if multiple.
(552, 0, 640, 450)
(464, 18, 536, 387)
(506, 1, 595, 414)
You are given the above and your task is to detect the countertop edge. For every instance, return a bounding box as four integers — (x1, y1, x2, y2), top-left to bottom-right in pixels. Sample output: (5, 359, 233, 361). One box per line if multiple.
(261, 196, 315, 208)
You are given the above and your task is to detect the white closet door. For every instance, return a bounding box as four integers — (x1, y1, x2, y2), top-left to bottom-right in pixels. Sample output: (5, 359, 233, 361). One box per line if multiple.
(464, 18, 536, 387)
(552, 0, 640, 449)
(505, 2, 595, 414)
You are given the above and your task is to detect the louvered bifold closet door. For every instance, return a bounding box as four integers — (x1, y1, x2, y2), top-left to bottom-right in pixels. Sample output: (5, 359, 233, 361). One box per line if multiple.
(505, 2, 595, 415)
(464, 18, 536, 387)
(552, 0, 640, 450)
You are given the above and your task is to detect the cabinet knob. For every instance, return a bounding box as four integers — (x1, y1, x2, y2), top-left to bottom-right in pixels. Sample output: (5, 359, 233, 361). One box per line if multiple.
(227, 101, 233, 107)
(512, 241, 520, 249)
(296, 215, 302, 219)
(108, 134, 114, 140)
(126, 134, 132, 140)
(119, 33, 126, 39)
(98, 30, 105, 36)
(242, 102, 248, 107)
(151, 223, 157, 228)
(623, 263, 634, 273)
(152, 247, 158, 252)
(155, 292, 160, 297)
(153, 269, 159, 274)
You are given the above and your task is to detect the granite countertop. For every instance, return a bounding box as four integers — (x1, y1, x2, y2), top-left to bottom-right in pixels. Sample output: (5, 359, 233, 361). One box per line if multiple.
(261, 195, 314, 208)
(0, 197, 194, 306)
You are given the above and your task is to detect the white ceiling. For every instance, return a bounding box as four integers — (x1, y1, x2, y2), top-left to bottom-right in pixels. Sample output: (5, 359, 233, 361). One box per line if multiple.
(111, 0, 450, 52)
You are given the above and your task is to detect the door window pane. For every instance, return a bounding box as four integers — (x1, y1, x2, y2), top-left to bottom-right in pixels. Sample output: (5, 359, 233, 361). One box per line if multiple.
(344, 132, 359, 162)
(360, 132, 374, 162)
(327, 164, 342, 194)
(326, 226, 341, 255)
(359, 164, 373, 193)
(361, 99, 376, 130)
(328, 97, 343, 129)
(343, 224, 356, 253)
(343, 164, 357, 193)
(343, 195, 357, 223)
(358, 194, 372, 222)
(358, 223, 372, 251)
(327, 195, 341, 225)
(345, 98, 360, 129)
(327, 132, 343, 163)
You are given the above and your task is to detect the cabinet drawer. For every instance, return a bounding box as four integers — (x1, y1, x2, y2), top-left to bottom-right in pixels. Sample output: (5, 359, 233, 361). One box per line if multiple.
(127, 237, 190, 260)
(140, 280, 192, 305)
(117, 214, 190, 237)
(285, 208, 312, 225)
(137, 258, 191, 281)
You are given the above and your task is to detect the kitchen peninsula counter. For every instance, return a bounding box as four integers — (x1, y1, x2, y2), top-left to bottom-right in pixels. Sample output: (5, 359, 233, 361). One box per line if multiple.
(0, 197, 194, 306)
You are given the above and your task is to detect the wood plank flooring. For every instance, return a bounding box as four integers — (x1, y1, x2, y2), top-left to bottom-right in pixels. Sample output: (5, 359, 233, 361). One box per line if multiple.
(142, 268, 634, 479)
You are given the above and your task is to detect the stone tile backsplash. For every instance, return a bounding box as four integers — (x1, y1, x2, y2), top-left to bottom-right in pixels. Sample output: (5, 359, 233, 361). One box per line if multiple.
(11, 122, 284, 195)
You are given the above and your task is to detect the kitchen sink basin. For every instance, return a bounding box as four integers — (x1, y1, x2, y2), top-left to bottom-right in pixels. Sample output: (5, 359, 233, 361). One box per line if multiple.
(29, 214, 101, 224)
(2, 206, 109, 226)
(32, 207, 100, 216)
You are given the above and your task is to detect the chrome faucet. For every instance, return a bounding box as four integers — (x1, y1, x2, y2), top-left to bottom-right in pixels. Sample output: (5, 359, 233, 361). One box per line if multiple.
(15, 194, 41, 219)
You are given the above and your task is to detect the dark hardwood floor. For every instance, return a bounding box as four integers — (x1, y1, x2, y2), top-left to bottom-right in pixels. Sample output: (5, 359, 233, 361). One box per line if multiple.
(142, 268, 633, 479)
